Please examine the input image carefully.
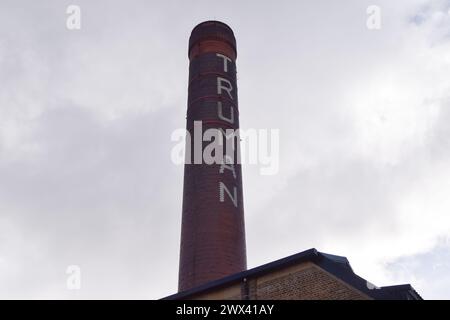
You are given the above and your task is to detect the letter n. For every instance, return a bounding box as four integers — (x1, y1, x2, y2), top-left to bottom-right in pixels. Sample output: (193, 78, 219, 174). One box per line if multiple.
(219, 182, 238, 207)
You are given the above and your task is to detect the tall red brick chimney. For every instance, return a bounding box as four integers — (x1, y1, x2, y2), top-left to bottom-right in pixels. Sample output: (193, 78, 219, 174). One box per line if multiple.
(178, 21, 247, 292)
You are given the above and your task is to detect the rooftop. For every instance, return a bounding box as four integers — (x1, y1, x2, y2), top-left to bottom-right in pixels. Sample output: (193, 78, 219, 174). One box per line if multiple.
(163, 248, 422, 300)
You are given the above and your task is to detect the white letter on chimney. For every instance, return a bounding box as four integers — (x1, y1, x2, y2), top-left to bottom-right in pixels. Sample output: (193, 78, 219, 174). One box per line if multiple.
(220, 155, 237, 179)
(216, 53, 232, 73)
(217, 77, 233, 100)
(219, 182, 238, 207)
(217, 101, 234, 124)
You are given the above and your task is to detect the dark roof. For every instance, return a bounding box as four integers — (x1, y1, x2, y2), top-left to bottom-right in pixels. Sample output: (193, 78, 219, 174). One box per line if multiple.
(379, 284, 423, 300)
(162, 248, 422, 300)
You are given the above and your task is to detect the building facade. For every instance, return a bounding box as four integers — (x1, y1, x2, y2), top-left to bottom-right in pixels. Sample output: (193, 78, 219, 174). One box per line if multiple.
(167, 249, 421, 300)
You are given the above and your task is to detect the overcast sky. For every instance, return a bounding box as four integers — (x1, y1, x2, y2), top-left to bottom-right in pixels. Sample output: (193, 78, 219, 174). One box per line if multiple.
(1, 0, 450, 299)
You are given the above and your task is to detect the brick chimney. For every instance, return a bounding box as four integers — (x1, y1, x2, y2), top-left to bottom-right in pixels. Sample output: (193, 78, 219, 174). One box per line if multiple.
(178, 21, 247, 292)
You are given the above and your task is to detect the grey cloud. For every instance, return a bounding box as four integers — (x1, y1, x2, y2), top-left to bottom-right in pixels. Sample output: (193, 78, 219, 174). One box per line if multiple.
(0, 104, 183, 298)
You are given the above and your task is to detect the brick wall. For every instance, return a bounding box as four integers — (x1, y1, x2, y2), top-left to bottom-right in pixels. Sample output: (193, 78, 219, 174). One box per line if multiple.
(253, 263, 368, 300)
(189, 261, 370, 300)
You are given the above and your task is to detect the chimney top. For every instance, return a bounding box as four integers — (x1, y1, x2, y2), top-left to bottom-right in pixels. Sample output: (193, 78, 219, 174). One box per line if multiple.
(188, 21, 237, 59)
